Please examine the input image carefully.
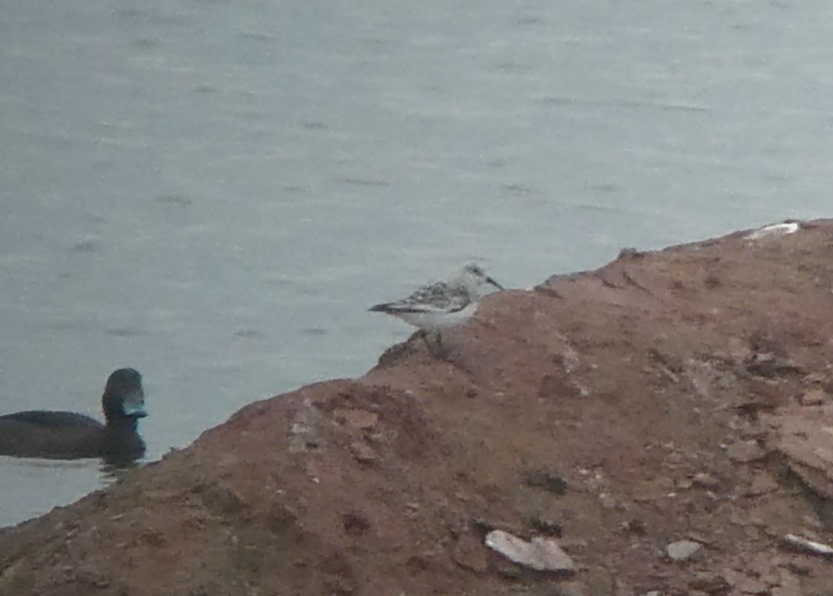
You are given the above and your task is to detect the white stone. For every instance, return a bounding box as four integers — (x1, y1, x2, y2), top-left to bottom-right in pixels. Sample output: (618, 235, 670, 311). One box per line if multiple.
(485, 530, 576, 573)
(666, 539, 702, 561)
(745, 222, 800, 240)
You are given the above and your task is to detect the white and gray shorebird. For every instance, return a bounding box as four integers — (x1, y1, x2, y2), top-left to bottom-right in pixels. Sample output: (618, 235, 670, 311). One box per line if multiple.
(369, 264, 504, 355)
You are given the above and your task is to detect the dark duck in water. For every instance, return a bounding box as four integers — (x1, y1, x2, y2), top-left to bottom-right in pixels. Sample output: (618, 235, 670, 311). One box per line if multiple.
(0, 368, 148, 466)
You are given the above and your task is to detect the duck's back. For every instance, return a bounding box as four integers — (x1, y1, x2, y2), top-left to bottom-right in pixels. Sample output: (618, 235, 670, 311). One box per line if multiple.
(0, 410, 105, 459)
(0, 411, 103, 429)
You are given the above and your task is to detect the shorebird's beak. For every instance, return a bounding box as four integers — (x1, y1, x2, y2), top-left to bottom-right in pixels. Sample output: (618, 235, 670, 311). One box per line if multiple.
(486, 276, 504, 291)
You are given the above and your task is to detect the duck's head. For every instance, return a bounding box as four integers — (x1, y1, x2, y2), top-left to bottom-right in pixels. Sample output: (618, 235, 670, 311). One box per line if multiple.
(102, 368, 147, 426)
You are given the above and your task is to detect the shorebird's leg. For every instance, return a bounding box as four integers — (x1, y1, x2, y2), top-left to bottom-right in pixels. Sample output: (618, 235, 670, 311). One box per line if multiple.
(421, 330, 435, 354)
(424, 331, 450, 360)
(418, 329, 432, 351)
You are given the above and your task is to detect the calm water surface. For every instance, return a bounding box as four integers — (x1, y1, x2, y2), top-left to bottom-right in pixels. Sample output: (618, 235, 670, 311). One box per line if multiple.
(1, 0, 832, 526)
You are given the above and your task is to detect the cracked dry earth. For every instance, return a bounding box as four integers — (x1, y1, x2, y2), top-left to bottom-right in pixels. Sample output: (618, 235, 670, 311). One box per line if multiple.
(2, 219, 833, 595)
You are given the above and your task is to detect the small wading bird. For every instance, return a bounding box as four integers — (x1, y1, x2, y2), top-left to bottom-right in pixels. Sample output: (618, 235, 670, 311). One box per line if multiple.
(369, 263, 504, 356)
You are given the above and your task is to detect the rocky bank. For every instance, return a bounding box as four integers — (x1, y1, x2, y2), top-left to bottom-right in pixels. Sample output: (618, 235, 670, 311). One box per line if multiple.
(2, 220, 833, 595)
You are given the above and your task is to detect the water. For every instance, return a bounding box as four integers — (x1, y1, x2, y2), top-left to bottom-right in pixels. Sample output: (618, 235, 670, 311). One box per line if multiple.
(1, 0, 831, 526)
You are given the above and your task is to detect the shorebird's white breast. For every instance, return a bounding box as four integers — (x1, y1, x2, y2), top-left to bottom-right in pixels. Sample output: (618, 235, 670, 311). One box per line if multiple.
(394, 301, 479, 332)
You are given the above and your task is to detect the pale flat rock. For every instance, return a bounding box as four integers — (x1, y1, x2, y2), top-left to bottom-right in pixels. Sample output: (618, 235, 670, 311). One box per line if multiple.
(745, 221, 800, 240)
(485, 530, 576, 573)
(666, 539, 702, 561)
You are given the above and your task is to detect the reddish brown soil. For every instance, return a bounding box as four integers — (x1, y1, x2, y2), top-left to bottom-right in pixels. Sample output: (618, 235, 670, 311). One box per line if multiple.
(2, 220, 833, 595)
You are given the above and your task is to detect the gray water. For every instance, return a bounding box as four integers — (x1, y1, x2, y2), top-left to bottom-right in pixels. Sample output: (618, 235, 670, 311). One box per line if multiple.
(1, 0, 831, 526)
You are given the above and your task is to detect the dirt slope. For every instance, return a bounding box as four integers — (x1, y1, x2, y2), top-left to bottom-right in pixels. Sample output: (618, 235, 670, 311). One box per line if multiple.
(2, 220, 833, 595)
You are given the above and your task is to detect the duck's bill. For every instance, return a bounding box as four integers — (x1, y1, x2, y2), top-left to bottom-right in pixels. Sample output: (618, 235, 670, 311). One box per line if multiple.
(123, 390, 148, 418)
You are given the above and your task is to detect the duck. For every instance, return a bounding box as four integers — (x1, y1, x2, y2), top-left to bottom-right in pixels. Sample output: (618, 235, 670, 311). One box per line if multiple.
(0, 368, 148, 466)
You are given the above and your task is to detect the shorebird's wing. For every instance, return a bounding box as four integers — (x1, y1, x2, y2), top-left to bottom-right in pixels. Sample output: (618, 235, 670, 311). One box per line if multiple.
(370, 282, 471, 314)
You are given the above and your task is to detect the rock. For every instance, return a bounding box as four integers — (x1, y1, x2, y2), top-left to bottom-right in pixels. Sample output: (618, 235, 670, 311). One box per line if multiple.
(798, 388, 826, 406)
(745, 351, 802, 378)
(288, 398, 326, 453)
(523, 470, 568, 495)
(725, 440, 766, 463)
(692, 472, 721, 491)
(782, 534, 833, 558)
(527, 516, 563, 537)
(618, 518, 646, 534)
(688, 571, 731, 593)
(334, 408, 379, 430)
(349, 440, 377, 463)
(666, 540, 702, 561)
(745, 221, 800, 240)
(484, 530, 576, 574)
